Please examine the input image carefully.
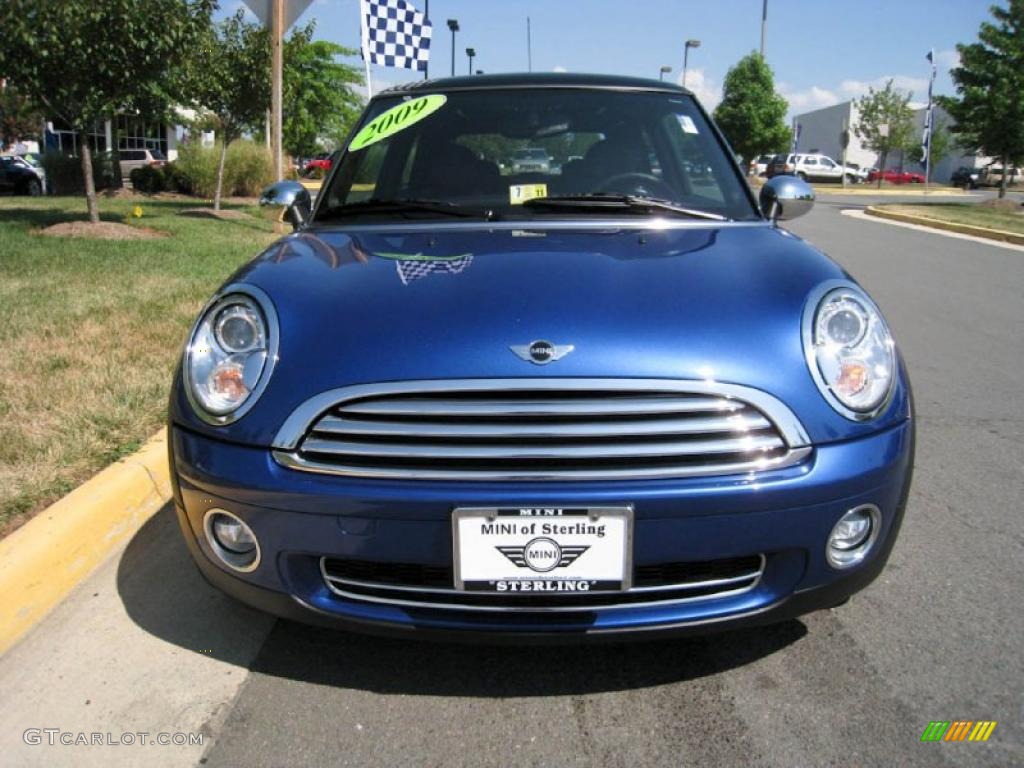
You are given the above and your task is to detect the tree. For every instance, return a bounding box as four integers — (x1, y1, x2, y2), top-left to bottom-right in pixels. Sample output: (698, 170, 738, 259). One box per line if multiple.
(854, 80, 915, 188)
(184, 11, 270, 210)
(283, 24, 364, 157)
(940, 0, 1024, 198)
(0, 83, 44, 150)
(713, 53, 791, 168)
(0, 0, 213, 223)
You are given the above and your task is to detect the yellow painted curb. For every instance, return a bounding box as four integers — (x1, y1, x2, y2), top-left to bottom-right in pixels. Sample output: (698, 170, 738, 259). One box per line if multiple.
(815, 186, 972, 197)
(866, 206, 1024, 245)
(0, 429, 171, 656)
(299, 179, 322, 192)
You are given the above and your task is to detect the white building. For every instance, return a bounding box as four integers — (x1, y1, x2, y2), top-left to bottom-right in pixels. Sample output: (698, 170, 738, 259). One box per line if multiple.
(792, 100, 981, 183)
(44, 115, 187, 161)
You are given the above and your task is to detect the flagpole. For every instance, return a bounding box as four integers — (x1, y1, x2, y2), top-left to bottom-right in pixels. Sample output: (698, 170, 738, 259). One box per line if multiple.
(359, 0, 374, 98)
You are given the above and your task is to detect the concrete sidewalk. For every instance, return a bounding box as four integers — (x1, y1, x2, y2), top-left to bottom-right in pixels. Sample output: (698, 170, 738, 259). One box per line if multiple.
(0, 505, 274, 767)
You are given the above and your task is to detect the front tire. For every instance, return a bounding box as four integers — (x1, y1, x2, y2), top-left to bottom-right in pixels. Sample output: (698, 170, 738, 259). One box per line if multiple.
(25, 179, 42, 197)
(845, 174, 857, 184)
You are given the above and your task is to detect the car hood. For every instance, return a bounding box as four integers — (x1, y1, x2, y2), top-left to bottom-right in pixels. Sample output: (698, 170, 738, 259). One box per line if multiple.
(171, 222, 910, 447)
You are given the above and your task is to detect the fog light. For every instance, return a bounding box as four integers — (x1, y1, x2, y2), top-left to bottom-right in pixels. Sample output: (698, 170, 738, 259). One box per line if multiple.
(203, 509, 260, 572)
(826, 505, 880, 568)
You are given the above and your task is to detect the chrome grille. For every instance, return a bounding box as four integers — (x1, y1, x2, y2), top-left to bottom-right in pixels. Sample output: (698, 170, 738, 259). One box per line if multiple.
(320, 554, 766, 612)
(272, 379, 811, 481)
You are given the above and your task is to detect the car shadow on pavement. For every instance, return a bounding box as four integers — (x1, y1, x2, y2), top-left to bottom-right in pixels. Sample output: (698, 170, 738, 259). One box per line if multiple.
(118, 504, 807, 697)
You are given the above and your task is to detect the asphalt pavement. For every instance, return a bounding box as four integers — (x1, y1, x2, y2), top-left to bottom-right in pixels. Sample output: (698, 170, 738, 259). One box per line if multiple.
(1, 196, 1021, 767)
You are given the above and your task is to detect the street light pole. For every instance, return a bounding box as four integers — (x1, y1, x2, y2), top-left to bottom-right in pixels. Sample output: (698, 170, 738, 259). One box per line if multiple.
(760, 0, 768, 58)
(659, 65, 672, 81)
(447, 19, 459, 77)
(682, 39, 700, 88)
(466, 47, 475, 75)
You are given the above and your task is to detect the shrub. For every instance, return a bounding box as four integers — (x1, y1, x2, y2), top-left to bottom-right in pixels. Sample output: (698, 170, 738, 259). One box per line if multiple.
(129, 164, 165, 194)
(175, 139, 273, 199)
(175, 140, 220, 198)
(226, 140, 273, 197)
(161, 161, 194, 195)
(40, 151, 122, 195)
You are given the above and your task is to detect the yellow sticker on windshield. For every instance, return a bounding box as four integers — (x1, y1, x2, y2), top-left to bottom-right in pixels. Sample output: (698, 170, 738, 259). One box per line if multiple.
(509, 183, 548, 205)
(349, 94, 447, 152)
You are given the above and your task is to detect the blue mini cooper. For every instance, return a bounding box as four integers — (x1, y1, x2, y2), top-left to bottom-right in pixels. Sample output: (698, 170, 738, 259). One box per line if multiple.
(169, 73, 914, 640)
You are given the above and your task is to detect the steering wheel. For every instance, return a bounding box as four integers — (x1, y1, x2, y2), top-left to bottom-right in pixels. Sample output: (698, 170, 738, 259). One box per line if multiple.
(594, 172, 675, 199)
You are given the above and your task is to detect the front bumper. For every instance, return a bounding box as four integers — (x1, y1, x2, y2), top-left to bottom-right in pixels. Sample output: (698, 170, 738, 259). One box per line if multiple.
(170, 418, 913, 641)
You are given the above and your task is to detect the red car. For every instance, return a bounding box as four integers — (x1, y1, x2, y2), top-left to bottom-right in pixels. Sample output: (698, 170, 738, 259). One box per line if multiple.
(867, 169, 924, 184)
(303, 153, 333, 176)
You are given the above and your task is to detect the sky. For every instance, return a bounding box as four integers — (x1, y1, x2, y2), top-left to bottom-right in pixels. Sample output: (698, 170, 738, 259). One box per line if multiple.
(224, 0, 994, 118)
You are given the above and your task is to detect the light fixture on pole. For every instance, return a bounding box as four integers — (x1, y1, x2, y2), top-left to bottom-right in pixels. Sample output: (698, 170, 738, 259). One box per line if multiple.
(682, 39, 701, 87)
(466, 47, 475, 75)
(447, 18, 459, 77)
(659, 65, 672, 81)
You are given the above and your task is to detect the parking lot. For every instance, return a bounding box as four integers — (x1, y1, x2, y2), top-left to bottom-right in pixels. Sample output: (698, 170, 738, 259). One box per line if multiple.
(1, 193, 1022, 767)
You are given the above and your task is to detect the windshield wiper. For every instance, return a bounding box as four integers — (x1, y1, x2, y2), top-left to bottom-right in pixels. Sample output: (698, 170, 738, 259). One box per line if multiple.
(318, 198, 490, 220)
(522, 194, 729, 221)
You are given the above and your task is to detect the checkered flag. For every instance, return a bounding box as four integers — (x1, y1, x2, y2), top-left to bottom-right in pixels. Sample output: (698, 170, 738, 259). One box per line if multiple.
(395, 255, 473, 285)
(360, 0, 432, 72)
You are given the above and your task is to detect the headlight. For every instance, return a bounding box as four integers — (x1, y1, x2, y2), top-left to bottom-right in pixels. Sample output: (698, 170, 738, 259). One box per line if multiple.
(804, 282, 896, 419)
(184, 285, 278, 425)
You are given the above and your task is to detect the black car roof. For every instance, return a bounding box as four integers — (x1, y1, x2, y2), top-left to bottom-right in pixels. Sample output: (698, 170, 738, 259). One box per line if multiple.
(376, 72, 692, 99)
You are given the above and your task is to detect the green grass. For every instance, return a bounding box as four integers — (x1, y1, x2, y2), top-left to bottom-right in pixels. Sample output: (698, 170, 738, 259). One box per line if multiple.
(0, 195, 278, 534)
(882, 203, 1024, 235)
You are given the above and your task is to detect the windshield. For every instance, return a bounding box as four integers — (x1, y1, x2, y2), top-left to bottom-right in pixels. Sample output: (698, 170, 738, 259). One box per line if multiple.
(318, 88, 758, 222)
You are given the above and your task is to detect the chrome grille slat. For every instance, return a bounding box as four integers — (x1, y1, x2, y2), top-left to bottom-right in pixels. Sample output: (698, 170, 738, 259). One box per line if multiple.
(341, 395, 745, 417)
(312, 413, 772, 438)
(319, 554, 767, 612)
(273, 379, 811, 481)
(300, 434, 786, 460)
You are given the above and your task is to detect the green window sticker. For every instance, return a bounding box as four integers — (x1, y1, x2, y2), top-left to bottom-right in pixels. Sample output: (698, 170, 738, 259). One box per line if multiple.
(349, 94, 447, 152)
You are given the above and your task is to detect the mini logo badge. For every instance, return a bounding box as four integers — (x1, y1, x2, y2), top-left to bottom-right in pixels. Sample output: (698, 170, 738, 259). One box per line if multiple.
(497, 537, 589, 572)
(510, 340, 574, 365)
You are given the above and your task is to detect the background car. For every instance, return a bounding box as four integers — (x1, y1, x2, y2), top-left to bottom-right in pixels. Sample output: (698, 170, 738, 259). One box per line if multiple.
(510, 147, 552, 173)
(765, 153, 795, 178)
(976, 165, 1020, 187)
(0, 154, 44, 195)
(118, 148, 165, 180)
(951, 166, 980, 188)
(750, 153, 775, 177)
(787, 154, 860, 183)
(866, 169, 924, 184)
(303, 153, 333, 176)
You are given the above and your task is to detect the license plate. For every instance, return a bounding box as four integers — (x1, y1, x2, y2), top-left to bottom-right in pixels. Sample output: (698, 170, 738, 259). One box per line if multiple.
(452, 506, 632, 592)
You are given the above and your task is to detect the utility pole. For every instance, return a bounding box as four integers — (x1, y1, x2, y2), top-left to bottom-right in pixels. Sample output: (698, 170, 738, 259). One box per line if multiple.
(760, 0, 767, 58)
(447, 18, 459, 77)
(659, 65, 672, 81)
(466, 47, 475, 75)
(527, 17, 532, 72)
(271, 0, 283, 181)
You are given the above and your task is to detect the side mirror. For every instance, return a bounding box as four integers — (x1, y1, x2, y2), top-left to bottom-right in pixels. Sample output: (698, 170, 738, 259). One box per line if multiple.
(759, 175, 815, 221)
(259, 180, 312, 230)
